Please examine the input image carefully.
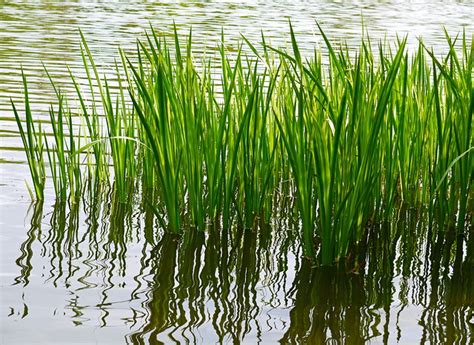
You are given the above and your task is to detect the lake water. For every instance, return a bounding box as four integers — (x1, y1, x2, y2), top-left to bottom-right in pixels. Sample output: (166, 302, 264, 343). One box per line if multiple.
(1, 1, 473, 344)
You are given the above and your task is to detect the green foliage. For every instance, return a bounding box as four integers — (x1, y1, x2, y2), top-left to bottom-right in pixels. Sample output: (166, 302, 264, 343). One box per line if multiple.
(13, 25, 473, 264)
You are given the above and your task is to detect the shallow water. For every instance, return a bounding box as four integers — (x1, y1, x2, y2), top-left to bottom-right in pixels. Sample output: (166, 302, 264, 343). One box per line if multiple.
(2, 196, 473, 344)
(1, 1, 473, 344)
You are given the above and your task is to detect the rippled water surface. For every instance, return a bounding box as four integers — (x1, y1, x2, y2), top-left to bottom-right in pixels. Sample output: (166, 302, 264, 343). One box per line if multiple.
(1, 1, 473, 344)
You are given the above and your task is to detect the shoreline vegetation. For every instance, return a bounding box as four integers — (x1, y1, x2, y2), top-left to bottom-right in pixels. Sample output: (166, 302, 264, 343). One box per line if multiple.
(12, 24, 473, 265)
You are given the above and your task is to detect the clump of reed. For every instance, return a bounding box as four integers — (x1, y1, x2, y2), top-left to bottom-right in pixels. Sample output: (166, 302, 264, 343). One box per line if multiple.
(12, 24, 473, 265)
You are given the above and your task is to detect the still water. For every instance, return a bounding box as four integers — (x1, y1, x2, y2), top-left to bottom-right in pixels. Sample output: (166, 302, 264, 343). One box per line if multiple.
(1, 1, 473, 344)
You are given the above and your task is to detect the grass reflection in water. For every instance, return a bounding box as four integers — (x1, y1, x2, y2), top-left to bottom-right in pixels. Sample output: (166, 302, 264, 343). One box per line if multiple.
(12, 193, 474, 343)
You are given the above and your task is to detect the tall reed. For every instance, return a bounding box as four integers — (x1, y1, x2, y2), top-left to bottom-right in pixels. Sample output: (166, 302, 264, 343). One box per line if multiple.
(12, 71, 46, 200)
(12, 24, 473, 264)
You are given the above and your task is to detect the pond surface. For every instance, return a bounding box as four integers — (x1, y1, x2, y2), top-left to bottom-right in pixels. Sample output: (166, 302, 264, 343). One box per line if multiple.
(1, 1, 473, 344)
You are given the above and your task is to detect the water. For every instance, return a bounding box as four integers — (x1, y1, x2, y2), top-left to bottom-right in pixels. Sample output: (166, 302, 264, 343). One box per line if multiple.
(1, 1, 473, 344)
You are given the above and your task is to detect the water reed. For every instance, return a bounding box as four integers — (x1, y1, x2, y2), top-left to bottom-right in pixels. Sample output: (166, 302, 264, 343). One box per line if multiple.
(12, 24, 473, 265)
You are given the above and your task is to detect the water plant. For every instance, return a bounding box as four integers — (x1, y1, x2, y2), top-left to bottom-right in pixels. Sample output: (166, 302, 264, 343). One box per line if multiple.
(12, 71, 46, 200)
(12, 24, 473, 265)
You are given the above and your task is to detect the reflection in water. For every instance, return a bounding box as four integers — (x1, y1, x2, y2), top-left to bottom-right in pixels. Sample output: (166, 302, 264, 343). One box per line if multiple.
(7, 199, 473, 344)
(13, 201, 43, 288)
(1, 1, 473, 343)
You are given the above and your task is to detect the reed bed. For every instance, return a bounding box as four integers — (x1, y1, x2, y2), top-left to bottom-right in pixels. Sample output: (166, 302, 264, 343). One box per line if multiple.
(12, 25, 473, 265)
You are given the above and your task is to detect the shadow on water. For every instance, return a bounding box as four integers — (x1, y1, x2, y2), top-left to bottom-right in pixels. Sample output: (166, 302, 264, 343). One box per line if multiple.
(10, 199, 474, 344)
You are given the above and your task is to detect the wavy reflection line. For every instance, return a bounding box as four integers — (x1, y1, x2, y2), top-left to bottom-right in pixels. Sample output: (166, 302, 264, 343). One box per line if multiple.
(75, 196, 102, 292)
(13, 200, 44, 287)
(43, 201, 65, 285)
(127, 232, 179, 344)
